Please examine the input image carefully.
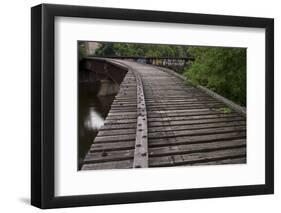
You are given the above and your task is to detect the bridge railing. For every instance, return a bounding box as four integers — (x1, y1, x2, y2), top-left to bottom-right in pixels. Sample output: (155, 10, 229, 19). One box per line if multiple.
(96, 56, 195, 72)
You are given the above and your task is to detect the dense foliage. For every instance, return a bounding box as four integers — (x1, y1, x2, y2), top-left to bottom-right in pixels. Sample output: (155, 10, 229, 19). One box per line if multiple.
(94, 42, 190, 58)
(184, 47, 246, 106)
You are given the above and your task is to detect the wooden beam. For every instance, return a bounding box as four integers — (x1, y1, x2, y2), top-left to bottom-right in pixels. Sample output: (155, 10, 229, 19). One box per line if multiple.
(132, 70, 149, 168)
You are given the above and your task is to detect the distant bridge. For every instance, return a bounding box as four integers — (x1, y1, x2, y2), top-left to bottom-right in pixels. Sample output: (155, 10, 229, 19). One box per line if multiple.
(80, 57, 246, 170)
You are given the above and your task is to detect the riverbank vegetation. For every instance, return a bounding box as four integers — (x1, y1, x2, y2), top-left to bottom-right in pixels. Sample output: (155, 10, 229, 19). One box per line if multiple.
(184, 47, 246, 106)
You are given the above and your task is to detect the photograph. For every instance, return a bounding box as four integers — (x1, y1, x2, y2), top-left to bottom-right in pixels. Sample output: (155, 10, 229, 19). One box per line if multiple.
(78, 41, 247, 170)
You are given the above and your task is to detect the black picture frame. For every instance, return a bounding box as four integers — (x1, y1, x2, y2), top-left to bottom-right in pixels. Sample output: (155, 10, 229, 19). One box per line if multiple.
(31, 3, 274, 209)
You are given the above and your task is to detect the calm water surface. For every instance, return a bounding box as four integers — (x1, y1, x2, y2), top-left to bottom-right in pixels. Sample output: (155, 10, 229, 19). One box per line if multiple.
(78, 85, 115, 169)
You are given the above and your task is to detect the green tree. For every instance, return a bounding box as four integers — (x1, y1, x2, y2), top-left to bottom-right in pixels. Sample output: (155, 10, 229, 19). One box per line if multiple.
(94, 42, 189, 58)
(184, 47, 246, 106)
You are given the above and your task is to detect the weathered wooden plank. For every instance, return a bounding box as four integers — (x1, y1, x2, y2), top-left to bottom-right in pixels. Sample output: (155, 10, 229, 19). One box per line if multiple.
(147, 113, 242, 122)
(82, 159, 133, 170)
(146, 98, 219, 103)
(149, 147, 246, 167)
(105, 118, 136, 124)
(145, 94, 214, 100)
(193, 157, 246, 165)
(110, 103, 137, 107)
(98, 128, 136, 136)
(108, 111, 137, 116)
(146, 104, 226, 110)
(148, 120, 246, 133)
(147, 110, 240, 118)
(146, 99, 218, 104)
(147, 108, 212, 114)
(148, 125, 246, 139)
(100, 123, 137, 130)
(149, 131, 246, 147)
(107, 108, 138, 113)
(149, 138, 246, 157)
(112, 99, 139, 103)
(106, 115, 137, 121)
(84, 149, 134, 164)
(111, 103, 137, 107)
(112, 96, 136, 102)
(133, 108, 148, 168)
(131, 68, 148, 168)
(146, 103, 226, 110)
(146, 101, 222, 107)
(90, 141, 135, 152)
(94, 133, 135, 143)
(110, 105, 137, 109)
(148, 116, 245, 127)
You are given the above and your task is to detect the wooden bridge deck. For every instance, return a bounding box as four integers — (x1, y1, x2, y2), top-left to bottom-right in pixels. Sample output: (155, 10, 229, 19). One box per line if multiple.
(81, 59, 246, 170)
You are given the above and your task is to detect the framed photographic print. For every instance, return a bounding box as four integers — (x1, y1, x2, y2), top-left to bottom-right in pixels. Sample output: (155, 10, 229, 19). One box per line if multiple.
(31, 3, 274, 209)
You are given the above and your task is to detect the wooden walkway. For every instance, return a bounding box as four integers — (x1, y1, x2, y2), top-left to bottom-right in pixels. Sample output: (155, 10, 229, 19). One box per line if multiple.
(81, 59, 246, 170)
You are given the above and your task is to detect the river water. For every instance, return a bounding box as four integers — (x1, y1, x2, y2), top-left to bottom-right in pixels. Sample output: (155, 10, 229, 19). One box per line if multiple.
(78, 85, 115, 169)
